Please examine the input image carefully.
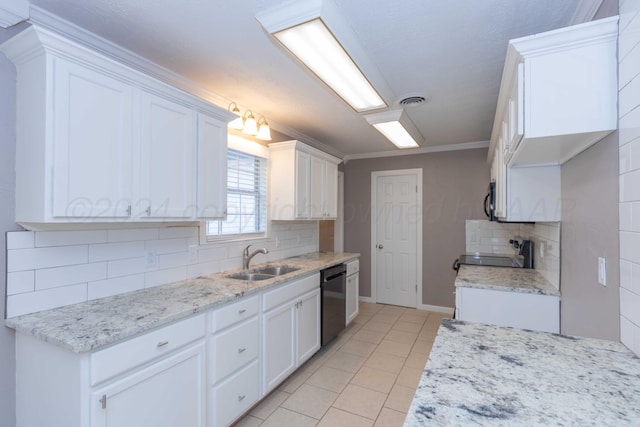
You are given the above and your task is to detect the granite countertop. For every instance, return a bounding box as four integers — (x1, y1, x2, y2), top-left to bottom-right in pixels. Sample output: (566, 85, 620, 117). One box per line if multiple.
(455, 264, 560, 297)
(5, 251, 359, 353)
(405, 319, 640, 426)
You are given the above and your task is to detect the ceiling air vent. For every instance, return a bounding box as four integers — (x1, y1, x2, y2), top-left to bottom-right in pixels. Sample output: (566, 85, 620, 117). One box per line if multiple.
(399, 95, 426, 107)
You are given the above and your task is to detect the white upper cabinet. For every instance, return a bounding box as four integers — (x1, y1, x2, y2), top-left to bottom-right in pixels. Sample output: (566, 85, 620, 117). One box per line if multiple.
(490, 17, 618, 167)
(140, 92, 195, 218)
(0, 25, 232, 226)
(269, 141, 341, 221)
(196, 113, 228, 219)
(52, 58, 134, 219)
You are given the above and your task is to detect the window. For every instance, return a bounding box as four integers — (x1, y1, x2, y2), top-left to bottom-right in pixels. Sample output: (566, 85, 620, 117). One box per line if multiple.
(206, 149, 267, 240)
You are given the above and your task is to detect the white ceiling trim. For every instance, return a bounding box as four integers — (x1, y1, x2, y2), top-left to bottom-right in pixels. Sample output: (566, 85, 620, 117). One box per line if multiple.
(343, 140, 489, 162)
(28, 5, 345, 159)
(570, 0, 603, 25)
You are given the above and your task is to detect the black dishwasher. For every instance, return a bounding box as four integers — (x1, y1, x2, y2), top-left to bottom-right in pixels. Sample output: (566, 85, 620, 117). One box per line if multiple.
(320, 264, 346, 346)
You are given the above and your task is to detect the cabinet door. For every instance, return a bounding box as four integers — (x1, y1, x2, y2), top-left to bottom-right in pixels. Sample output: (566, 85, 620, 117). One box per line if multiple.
(91, 342, 206, 427)
(507, 63, 525, 155)
(324, 161, 338, 219)
(140, 91, 195, 218)
(196, 113, 227, 219)
(262, 302, 296, 394)
(296, 288, 321, 365)
(346, 273, 359, 326)
(309, 156, 325, 219)
(52, 59, 134, 218)
(295, 150, 311, 219)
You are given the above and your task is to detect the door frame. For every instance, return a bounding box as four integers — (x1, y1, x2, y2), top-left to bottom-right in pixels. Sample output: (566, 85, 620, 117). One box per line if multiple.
(370, 169, 423, 308)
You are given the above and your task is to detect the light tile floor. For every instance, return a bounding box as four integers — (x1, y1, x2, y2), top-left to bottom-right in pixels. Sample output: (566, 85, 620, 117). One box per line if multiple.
(234, 302, 450, 427)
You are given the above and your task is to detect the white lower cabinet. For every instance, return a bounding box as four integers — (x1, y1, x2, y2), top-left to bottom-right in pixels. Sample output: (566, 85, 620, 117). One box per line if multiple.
(208, 296, 261, 427)
(91, 342, 206, 427)
(14, 272, 328, 427)
(346, 259, 360, 326)
(262, 274, 321, 395)
(455, 286, 560, 333)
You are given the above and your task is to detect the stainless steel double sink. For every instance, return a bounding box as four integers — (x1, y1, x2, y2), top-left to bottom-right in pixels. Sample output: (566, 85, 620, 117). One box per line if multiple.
(226, 265, 300, 281)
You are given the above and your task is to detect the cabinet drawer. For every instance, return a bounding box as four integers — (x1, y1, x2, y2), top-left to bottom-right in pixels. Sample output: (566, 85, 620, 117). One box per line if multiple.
(346, 259, 359, 276)
(90, 314, 206, 386)
(212, 360, 260, 427)
(211, 295, 259, 333)
(263, 273, 319, 312)
(211, 317, 259, 382)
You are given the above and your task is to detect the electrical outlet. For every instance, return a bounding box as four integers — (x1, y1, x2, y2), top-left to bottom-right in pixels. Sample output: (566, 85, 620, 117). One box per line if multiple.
(144, 250, 157, 270)
(539, 242, 545, 259)
(275, 236, 280, 249)
(598, 257, 607, 286)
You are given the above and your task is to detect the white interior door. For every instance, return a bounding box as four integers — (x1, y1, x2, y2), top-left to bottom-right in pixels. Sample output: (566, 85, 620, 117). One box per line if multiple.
(372, 170, 420, 308)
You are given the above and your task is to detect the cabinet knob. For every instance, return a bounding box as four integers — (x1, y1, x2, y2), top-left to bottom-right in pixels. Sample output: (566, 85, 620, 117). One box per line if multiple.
(145, 206, 151, 216)
(125, 205, 131, 217)
(238, 347, 246, 353)
(238, 395, 246, 401)
(238, 309, 247, 314)
(157, 340, 169, 348)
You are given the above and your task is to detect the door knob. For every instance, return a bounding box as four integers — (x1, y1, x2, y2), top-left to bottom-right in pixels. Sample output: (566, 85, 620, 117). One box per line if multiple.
(377, 244, 384, 249)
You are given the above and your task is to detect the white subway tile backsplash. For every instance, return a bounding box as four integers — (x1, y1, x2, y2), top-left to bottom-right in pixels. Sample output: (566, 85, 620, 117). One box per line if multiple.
(107, 228, 159, 243)
(620, 314, 640, 355)
(88, 275, 145, 300)
(619, 100, 640, 146)
(158, 226, 198, 239)
(621, 287, 640, 327)
(7, 284, 87, 318)
(7, 246, 88, 272)
(157, 251, 190, 270)
(35, 230, 107, 247)
(89, 241, 145, 262)
(5, 222, 318, 317)
(6, 231, 34, 249)
(35, 263, 107, 290)
(145, 238, 189, 255)
(621, 231, 640, 264)
(7, 271, 34, 295)
(107, 256, 148, 278)
(145, 266, 187, 288)
(621, 0, 640, 357)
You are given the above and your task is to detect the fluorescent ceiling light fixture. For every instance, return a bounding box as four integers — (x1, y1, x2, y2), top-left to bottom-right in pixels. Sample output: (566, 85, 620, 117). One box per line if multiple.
(273, 18, 386, 112)
(365, 109, 422, 149)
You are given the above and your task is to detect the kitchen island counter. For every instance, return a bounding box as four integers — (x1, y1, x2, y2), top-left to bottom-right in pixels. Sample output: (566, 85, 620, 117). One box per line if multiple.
(5, 251, 358, 353)
(405, 319, 640, 426)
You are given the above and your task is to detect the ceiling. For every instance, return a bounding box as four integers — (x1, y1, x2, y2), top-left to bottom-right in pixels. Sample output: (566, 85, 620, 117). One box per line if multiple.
(9, 0, 593, 158)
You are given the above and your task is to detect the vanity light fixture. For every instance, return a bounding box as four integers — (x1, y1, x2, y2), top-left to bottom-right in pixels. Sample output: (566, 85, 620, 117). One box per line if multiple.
(228, 102, 244, 130)
(256, 117, 272, 141)
(364, 109, 422, 149)
(241, 110, 258, 136)
(257, 1, 387, 112)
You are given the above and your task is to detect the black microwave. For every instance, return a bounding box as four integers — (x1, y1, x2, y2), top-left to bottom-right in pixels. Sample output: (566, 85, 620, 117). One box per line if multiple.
(484, 182, 497, 221)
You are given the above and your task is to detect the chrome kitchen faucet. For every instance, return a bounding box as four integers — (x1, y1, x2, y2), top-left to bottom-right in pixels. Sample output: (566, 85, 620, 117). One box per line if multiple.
(243, 245, 268, 270)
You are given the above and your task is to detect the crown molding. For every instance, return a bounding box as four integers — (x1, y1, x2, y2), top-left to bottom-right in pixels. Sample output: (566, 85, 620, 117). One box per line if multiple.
(343, 140, 489, 162)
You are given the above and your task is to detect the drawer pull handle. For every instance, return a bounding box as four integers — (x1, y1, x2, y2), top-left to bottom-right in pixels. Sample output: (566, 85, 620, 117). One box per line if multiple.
(238, 395, 246, 401)
(157, 341, 169, 348)
(238, 347, 246, 353)
(238, 309, 247, 314)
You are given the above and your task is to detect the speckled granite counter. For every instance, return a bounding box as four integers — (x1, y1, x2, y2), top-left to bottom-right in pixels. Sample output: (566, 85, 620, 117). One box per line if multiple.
(456, 265, 560, 296)
(405, 319, 640, 426)
(5, 252, 358, 353)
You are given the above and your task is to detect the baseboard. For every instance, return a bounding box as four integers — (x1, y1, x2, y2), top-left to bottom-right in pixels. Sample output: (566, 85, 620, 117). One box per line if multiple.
(358, 296, 374, 303)
(418, 304, 455, 315)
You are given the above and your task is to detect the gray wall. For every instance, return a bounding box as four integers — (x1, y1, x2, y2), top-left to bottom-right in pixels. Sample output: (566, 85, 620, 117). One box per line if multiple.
(344, 148, 490, 308)
(560, 132, 620, 340)
(0, 50, 18, 427)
